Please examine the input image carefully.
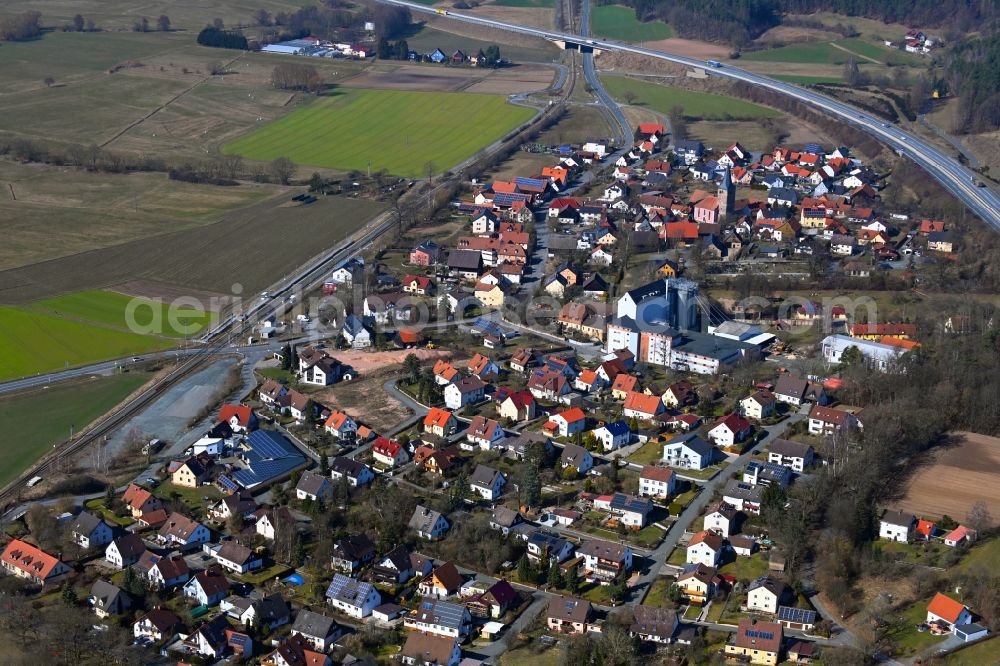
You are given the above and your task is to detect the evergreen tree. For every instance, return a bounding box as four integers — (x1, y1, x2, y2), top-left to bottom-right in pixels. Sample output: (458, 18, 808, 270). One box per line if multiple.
(377, 37, 391, 59)
(565, 565, 579, 593)
(320, 454, 330, 475)
(395, 39, 409, 59)
(517, 554, 533, 583)
(548, 560, 565, 589)
(61, 583, 78, 606)
(403, 353, 421, 384)
(522, 465, 541, 508)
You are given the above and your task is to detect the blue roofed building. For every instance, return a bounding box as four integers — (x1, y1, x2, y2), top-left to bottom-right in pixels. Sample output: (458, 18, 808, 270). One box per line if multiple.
(325, 573, 381, 618)
(233, 430, 305, 489)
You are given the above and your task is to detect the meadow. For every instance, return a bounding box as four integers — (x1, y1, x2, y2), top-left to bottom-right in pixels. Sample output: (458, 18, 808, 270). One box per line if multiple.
(30, 290, 214, 338)
(0, 372, 151, 489)
(492, 0, 554, 6)
(742, 37, 923, 67)
(224, 88, 535, 177)
(0, 307, 176, 382)
(590, 5, 673, 42)
(601, 76, 779, 119)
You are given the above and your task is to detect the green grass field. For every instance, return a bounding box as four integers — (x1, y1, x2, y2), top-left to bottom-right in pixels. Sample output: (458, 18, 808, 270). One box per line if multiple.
(30, 290, 213, 338)
(836, 37, 925, 66)
(0, 372, 150, 488)
(591, 5, 673, 42)
(493, 0, 554, 6)
(224, 88, 535, 177)
(602, 76, 779, 119)
(770, 73, 844, 85)
(0, 307, 177, 382)
(742, 41, 848, 64)
(945, 637, 1000, 665)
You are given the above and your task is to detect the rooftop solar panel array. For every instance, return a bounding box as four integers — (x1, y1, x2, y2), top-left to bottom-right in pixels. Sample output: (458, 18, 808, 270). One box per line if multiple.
(492, 192, 530, 207)
(777, 606, 817, 624)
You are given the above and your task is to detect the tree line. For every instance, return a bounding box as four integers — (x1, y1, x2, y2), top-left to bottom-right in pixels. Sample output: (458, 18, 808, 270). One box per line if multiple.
(0, 10, 42, 41)
(251, 3, 411, 45)
(600, 0, 998, 45)
(197, 25, 249, 49)
(942, 35, 1000, 134)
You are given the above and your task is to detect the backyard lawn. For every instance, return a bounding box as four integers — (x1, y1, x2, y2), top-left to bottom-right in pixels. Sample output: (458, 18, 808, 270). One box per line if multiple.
(895, 598, 950, 656)
(718, 553, 769, 583)
(628, 440, 662, 465)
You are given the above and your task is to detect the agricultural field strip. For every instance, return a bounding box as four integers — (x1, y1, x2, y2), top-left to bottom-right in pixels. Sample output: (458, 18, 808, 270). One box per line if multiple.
(225, 89, 533, 176)
(27, 290, 213, 338)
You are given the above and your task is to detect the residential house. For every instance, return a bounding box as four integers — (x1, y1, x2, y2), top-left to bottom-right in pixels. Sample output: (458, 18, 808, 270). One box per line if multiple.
(927, 592, 973, 630)
(591, 421, 631, 452)
(489, 506, 524, 536)
(661, 380, 696, 408)
(331, 533, 376, 573)
(743, 461, 792, 488)
(410, 505, 450, 540)
(879, 509, 915, 543)
(373, 437, 409, 467)
(424, 407, 459, 437)
(623, 392, 664, 422)
(639, 466, 676, 499)
(122, 482, 163, 519)
(172, 454, 215, 488)
(497, 390, 536, 422)
(594, 493, 653, 528)
(509, 348, 540, 373)
(767, 439, 815, 472)
(89, 580, 131, 618)
(158, 512, 211, 548)
(296, 470, 332, 501)
(183, 615, 230, 659)
(773, 375, 826, 407)
(405, 598, 472, 638)
(467, 353, 500, 380)
(469, 465, 506, 501)
(677, 563, 719, 604)
(579, 539, 633, 582)
(183, 567, 231, 606)
(723, 479, 764, 514)
(325, 574, 380, 618)
(444, 375, 486, 410)
(662, 433, 715, 470)
(218, 404, 259, 433)
(703, 502, 739, 537)
(707, 413, 752, 449)
(465, 416, 506, 451)
(547, 597, 595, 635)
(467, 580, 518, 619)
(777, 606, 817, 632)
(291, 610, 343, 653)
(214, 541, 263, 575)
(944, 525, 976, 547)
(630, 605, 678, 644)
(105, 534, 145, 570)
(263, 634, 330, 666)
(687, 530, 724, 567)
(546, 407, 587, 438)
(527, 531, 575, 564)
(134, 552, 190, 589)
(418, 562, 465, 600)
(372, 545, 418, 585)
(71, 511, 114, 550)
(747, 576, 789, 614)
(330, 456, 375, 487)
(400, 633, 462, 666)
(342, 314, 372, 349)
(403, 274, 435, 296)
(807, 405, 856, 436)
(410, 240, 441, 266)
(559, 443, 594, 475)
(133, 608, 181, 642)
(527, 369, 571, 402)
(323, 410, 357, 440)
(741, 390, 777, 420)
(726, 618, 783, 666)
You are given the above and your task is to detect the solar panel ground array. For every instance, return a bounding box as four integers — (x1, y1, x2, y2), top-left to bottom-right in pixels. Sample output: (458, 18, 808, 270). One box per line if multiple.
(224, 88, 535, 178)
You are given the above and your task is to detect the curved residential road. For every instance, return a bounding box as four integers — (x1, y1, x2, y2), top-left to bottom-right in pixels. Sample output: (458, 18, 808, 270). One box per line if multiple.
(579, 0, 630, 144)
(381, 0, 1000, 232)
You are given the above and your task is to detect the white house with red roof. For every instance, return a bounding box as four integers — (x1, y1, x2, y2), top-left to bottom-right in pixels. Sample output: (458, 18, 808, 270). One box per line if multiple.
(944, 525, 977, 548)
(707, 413, 752, 449)
(545, 407, 587, 438)
(464, 416, 506, 451)
(639, 466, 676, 499)
(1, 539, 71, 586)
(926, 592, 972, 630)
(686, 530, 724, 567)
(622, 392, 664, 421)
(218, 404, 258, 433)
(373, 437, 408, 468)
(323, 411, 357, 440)
(497, 390, 536, 422)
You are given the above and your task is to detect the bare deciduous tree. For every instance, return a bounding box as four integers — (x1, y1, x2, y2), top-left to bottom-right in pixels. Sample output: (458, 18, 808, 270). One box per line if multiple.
(270, 156, 295, 185)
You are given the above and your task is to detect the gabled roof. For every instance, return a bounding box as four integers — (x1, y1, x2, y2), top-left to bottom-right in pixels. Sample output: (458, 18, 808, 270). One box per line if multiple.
(470, 464, 504, 489)
(688, 530, 723, 551)
(927, 592, 968, 623)
(579, 538, 630, 562)
(623, 392, 662, 415)
(555, 407, 586, 423)
(219, 404, 254, 427)
(424, 407, 455, 429)
(641, 465, 675, 483)
(631, 604, 677, 639)
(710, 412, 751, 434)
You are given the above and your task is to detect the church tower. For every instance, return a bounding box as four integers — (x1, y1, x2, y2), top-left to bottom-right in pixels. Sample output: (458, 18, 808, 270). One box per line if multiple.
(718, 165, 736, 219)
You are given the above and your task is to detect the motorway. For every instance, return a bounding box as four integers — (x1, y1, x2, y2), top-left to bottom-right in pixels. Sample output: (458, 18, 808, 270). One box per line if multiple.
(578, 0, 630, 144)
(382, 0, 1000, 231)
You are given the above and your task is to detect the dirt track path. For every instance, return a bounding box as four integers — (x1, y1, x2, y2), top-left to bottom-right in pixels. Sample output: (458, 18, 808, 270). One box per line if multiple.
(830, 42, 882, 65)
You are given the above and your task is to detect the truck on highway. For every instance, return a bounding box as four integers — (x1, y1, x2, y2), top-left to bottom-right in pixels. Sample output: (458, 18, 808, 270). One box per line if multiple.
(435, 8, 447, 14)
(706, 60, 722, 68)
(973, 177, 986, 187)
